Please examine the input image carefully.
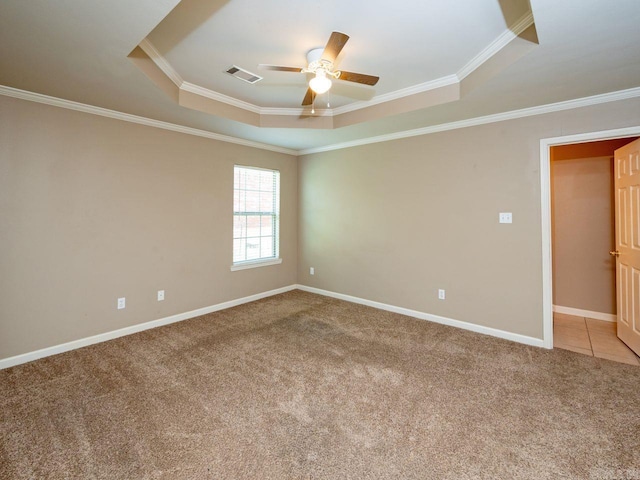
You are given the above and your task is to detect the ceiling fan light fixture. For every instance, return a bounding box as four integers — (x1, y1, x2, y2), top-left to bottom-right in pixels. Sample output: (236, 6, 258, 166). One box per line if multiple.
(258, 32, 378, 106)
(309, 70, 332, 94)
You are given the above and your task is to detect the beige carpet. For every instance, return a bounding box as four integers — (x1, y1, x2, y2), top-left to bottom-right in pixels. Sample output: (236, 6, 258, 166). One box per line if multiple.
(1, 290, 639, 479)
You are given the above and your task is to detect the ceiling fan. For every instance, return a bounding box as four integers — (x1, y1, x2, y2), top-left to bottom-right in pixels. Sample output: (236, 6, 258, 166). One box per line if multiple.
(259, 32, 380, 107)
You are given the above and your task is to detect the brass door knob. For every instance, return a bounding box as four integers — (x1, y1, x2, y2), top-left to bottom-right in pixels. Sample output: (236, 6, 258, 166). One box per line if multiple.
(609, 250, 620, 257)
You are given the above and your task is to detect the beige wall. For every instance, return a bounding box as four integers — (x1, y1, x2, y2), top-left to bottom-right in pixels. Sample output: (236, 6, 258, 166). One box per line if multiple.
(298, 98, 640, 339)
(551, 155, 615, 314)
(2, 93, 640, 360)
(0, 96, 297, 359)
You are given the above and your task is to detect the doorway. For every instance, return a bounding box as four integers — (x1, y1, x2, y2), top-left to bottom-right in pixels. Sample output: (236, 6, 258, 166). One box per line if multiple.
(540, 126, 640, 356)
(551, 140, 621, 322)
(550, 138, 639, 364)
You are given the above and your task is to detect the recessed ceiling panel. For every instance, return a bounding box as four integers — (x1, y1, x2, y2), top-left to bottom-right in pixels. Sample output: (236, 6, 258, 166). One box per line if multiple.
(147, 0, 518, 108)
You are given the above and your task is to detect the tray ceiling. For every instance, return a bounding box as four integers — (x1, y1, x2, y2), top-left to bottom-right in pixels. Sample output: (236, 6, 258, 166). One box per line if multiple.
(1, 0, 639, 151)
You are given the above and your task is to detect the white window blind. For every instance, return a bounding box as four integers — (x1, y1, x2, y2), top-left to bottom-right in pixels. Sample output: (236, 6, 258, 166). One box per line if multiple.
(233, 166, 280, 265)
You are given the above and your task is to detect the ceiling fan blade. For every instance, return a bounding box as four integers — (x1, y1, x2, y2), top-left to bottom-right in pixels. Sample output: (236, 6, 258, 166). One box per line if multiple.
(337, 70, 380, 86)
(302, 88, 316, 106)
(321, 32, 349, 63)
(258, 64, 304, 72)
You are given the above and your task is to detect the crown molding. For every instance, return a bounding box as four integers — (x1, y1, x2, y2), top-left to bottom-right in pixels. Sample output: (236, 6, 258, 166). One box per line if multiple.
(141, 37, 461, 117)
(181, 85, 329, 117)
(299, 86, 640, 155)
(260, 107, 332, 117)
(0, 85, 298, 156)
(331, 9, 533, 117)
(5, 84, 637, 159)
(458, 11, 535, 81)
(260, 106, 304, 116)
(139, 11, 531, 121)
(180, 81, 262, 114)
(138, 38, 184, 87)
(141, 38, 302, 116)
(182, 82, 333, 117)
(331, 75, 460, 115)
(142, 36, 463, 118)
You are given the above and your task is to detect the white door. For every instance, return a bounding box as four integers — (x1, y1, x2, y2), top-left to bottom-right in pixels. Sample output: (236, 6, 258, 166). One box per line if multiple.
(613, 138, 640, 356)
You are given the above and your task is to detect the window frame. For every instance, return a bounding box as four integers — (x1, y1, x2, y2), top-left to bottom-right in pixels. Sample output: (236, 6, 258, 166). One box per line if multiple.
(231, 165, 281, 271)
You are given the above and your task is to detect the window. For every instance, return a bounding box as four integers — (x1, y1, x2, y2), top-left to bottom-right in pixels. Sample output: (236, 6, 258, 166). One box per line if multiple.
(232, 166, 280, 269)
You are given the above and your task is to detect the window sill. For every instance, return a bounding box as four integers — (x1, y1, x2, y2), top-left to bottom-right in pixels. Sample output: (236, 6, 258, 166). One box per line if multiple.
(230, 258, 282, 271)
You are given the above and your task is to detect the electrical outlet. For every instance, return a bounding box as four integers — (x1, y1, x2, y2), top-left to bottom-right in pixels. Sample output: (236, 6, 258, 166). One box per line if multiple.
(117, 297, 126, 309)
(310, 267, 315, 275)
(438, 289, 445, 300)
(499, 212, 513, 224)
(157, 290, 165, 301)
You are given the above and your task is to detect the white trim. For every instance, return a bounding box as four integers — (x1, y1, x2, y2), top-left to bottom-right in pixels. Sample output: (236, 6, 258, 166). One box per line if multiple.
(553, 305, 617, 323)
(230, 258, 282, 271)
(3, 278, 574, 370)
(342, 10, 534, 116)
(3, 83, 640, 157)
(540, 126, 640, 147)
(183, 73, 459, 117)
(260, 107, 330, 117)
(138, 39, 323, 118)
(296, 285, 545, 348)
(0, 285, 297, 370)
(0, 85, 297, 156)
(138, 36, 460, 118)
(540, 125, 640, 352)
(138, 38, 184, 87)
(139, 11, 531, 119)
(457, 11, 534, 81)
(181, 81, 262, 114)
(300, 87, 640, 155)
(331, 75, 460, 115)
(139, 38, 326, 117)
(540, 142, 553, 348)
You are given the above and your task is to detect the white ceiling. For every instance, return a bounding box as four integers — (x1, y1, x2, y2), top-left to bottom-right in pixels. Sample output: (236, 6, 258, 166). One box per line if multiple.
(1, 0, 639, 152)
(147, 0, 515, 108)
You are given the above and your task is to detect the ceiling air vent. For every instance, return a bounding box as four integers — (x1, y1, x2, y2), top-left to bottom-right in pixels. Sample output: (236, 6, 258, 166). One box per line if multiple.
(225, 65, 262, 84)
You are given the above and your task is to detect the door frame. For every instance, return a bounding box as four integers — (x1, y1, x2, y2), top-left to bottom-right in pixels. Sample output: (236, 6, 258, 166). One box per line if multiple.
(540, 125, 640, 349)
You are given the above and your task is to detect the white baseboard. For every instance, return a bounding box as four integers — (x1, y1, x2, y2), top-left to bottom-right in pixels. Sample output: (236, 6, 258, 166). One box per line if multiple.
(1, 283, 549, 370)
(296, 285, 546, 348)
(553, 305, 617, 323)
(0, 285, 297, 370)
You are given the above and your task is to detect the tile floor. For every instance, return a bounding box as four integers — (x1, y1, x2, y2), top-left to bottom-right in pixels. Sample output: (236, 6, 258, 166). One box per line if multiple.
(554, 312, 640, 366)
